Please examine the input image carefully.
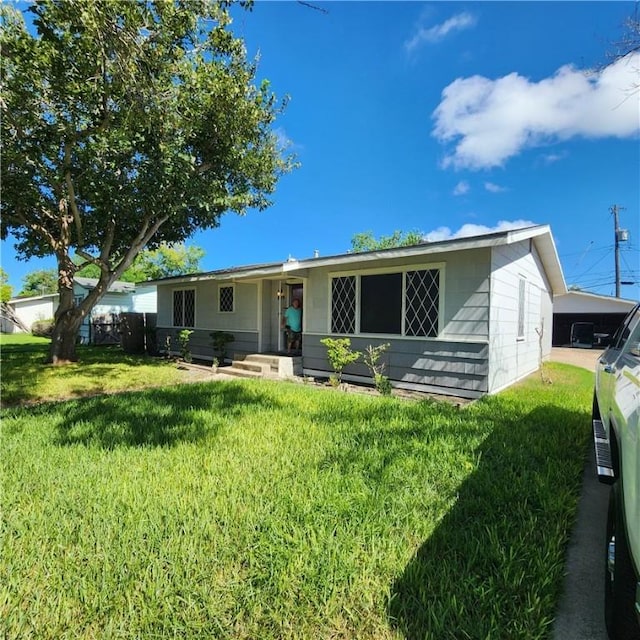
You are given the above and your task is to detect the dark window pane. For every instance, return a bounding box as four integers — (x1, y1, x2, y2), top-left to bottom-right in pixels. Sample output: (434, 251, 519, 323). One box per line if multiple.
(219, 286, 234, 313)
(173, 290, 183, 326)
(360, 273, 402, 334)
(184, 290, 195, 327)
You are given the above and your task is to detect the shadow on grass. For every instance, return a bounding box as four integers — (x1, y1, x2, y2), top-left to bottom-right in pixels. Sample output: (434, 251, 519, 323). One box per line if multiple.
(387, 402, 591, 639)
(313, 399, 465, 485)
(42, 381, 284, 449)
(0, 345, 180, 406)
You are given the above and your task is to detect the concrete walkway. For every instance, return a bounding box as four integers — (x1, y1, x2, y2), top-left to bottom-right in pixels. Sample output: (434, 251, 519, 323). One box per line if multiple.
(552, 449, 610, 640)
(550, 345, 609, 639)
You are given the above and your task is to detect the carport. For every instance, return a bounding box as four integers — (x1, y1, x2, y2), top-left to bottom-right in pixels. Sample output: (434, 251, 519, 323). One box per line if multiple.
(552, 291, 636, 347)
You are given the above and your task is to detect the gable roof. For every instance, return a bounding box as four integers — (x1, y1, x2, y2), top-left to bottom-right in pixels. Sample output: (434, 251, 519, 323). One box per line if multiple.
(74, 276, 135, 294)
(146, 224, 567, 295)
(9, 277, 135, 304)
(554, 290, 637, 314)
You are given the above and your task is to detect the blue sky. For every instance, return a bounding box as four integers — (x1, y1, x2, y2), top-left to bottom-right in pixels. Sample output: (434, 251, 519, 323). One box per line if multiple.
(2, 1, 639, 299)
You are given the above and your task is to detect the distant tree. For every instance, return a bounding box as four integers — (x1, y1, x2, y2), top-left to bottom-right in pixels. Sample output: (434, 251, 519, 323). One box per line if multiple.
(608, 7, 639, 92)
(614, 10, 640, 59)
(350, 230, 424, 253)
(18, 269, 58, 297)
(1, 0, 294, 363)
(76, 243, 205, 282)
(0, 268, 13, 302)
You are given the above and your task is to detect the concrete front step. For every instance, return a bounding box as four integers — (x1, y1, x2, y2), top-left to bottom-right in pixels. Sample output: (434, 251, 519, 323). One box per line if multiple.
(229, 354, 303, 379)
(221, 366, 265, 379)
(233, 360, 271, 374)
(243, 354, 280, 371)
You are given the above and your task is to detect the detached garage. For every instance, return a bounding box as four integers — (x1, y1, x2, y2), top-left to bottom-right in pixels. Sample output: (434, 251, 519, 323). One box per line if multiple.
(552, 291, 636, 347)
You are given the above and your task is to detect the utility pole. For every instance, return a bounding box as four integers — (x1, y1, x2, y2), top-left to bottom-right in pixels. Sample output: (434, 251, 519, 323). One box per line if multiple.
(610, 204, 627, 298)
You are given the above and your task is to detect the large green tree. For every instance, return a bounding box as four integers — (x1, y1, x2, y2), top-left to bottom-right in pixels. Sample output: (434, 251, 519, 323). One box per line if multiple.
(0, 268, 13, 303)
(1, 0, 293, 363)
(76, 243, 205, 282)
(18, 268, 58, 297)
(350, 230, 424, 253)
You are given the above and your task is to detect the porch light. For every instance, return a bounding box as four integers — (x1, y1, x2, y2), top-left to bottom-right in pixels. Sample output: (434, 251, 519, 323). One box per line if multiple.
(276, 289, 285, 299)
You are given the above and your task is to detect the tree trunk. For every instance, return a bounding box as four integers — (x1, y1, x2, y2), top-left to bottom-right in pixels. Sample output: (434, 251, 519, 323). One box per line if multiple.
(48, 307, 84, 364)
(47, 264, 84, 364)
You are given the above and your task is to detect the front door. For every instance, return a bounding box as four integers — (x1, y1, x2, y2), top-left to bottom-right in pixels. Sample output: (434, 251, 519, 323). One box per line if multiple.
(285, 284, 303, 354)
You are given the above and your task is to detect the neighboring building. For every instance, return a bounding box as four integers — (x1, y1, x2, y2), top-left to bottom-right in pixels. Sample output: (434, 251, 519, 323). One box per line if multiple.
(552, 291, 637, 347)
(131, 283, 158, 314)
(3, 277, 157, 343)
(150, 224, 565, 398)
(1, 293, 58, 334)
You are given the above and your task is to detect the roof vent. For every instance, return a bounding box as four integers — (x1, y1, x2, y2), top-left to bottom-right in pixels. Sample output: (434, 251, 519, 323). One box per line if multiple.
(313, 249, 319, 258)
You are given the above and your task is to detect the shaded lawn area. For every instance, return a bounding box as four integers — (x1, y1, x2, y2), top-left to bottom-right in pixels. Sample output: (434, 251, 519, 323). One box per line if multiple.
(0, 335, 185, 407)
(1, 364, 593, 639)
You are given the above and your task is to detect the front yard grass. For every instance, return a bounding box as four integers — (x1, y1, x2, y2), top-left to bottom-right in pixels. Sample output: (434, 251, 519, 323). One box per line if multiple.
(0, 335, 185, 407)
(1, 363, 593, 639)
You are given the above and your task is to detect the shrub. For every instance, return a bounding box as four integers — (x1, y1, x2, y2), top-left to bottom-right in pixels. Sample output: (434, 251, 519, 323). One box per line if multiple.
(31, 319, 54, 338)
(320, 337, 360, 385)
(363, 343, 392, 395)
(177, 329, 193, 363)
(210, 331, 235, 363)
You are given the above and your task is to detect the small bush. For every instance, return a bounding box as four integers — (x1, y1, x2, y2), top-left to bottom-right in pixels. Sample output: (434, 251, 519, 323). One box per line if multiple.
(210, 331, 235, 362)
(177, 329, 193, 363)
(374, 372, 392, 395)
(320, 337, 360, 385)
(31, 319, 54, 339)
(364, 343, 391, 395)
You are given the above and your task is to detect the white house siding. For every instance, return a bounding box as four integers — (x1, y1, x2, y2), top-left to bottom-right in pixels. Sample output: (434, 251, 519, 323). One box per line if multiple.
(302, 248, 492, 397)
(131, 285, 157, 313)
(91, 292, 133, 316)
(8, 296, 58, 333)
(304, 248, 491, 340)
(155, 280, 260, 361)
(488, 240, 552, 394)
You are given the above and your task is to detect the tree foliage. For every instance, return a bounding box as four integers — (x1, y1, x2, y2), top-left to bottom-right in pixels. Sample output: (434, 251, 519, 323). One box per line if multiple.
(18, 268, 58, 298)
(350, 230, 424, 253)
(76, 243, 205, 282)
(0, 0, 293, 362)
(0, 268, 13, 303)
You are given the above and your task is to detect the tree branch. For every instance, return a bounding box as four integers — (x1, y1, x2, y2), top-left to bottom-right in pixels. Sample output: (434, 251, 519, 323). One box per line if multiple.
(112, 213, 170, 280)
(63, 141, 84, 246)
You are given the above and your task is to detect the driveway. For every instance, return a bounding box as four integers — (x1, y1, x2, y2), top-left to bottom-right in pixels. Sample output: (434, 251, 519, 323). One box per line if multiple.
(550, 346, 609, 640)
(548, 346, 602, 372)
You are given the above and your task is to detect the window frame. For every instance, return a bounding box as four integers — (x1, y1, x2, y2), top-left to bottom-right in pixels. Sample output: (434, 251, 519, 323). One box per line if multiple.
(172, 287, 196, 328)
(517, 277, 526, 340)
(218, 284, 235, 314)
(328, 262, 445, 338)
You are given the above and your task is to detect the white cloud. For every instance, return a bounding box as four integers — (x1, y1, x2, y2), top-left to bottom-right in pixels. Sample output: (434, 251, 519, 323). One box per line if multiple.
(540, 150, 568, 165)
(405, 12, 477, 53)
(453, 180, 470, 196)
(432, 53, 640, 169)
(484, 181, 507, 193)
(424, 220, 535, 242)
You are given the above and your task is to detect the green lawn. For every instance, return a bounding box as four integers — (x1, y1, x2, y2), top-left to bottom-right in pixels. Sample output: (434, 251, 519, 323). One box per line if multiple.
(1, 361, 593, 639)
(0, 335, 186, 407)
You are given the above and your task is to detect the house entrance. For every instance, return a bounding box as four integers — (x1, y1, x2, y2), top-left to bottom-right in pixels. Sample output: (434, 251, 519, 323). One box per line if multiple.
(282, 283, 303, 355)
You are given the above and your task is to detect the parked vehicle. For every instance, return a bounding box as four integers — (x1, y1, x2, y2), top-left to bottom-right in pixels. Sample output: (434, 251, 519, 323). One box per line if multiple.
(593, 303, 640, 639)
(571, 321, 595, 348)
